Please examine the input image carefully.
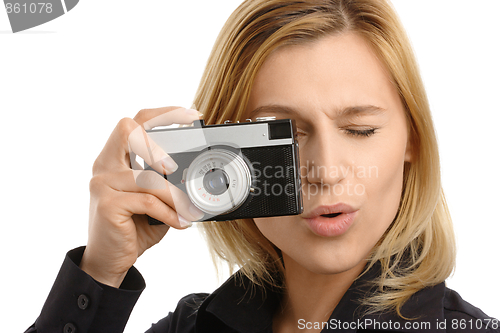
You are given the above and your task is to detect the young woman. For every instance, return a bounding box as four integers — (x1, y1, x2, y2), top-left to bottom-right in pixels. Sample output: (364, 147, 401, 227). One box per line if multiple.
(25, 0, 499, 332)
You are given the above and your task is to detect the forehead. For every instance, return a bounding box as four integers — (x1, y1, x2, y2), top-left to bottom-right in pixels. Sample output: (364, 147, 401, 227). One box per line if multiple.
(246, 32, 401, 116)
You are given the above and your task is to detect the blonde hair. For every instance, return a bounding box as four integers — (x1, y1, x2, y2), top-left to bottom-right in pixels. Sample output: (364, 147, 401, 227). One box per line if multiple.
(193, 0, 456, 317)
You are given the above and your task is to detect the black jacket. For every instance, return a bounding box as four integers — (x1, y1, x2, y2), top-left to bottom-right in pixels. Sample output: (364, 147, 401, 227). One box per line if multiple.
(25, 247, 499, 333)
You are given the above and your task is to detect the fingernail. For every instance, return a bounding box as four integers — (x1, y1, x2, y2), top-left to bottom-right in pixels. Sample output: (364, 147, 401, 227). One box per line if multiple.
(185, 108, 200, 116)
(162, 156, 178, 173)
(189, 204, 204, 221)
(177, 214, 192, 228)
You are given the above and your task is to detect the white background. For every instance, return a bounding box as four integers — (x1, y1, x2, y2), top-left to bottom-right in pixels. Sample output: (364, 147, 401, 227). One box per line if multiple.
(1, 1, 498, 332)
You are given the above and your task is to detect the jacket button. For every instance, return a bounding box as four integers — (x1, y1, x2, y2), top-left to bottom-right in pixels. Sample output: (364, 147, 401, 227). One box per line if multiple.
(63, 323, 76, 333)
(77, 294, 89, 310)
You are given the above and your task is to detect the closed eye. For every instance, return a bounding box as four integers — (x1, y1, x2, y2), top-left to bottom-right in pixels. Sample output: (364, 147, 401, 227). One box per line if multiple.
(294, 127, 378, 139)
(343, 128, 378, 137)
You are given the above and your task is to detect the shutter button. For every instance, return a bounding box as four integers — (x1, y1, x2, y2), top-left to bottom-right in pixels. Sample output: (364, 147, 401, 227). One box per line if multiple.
(63, 323, 76, 333)
(78, 294, 89, 310)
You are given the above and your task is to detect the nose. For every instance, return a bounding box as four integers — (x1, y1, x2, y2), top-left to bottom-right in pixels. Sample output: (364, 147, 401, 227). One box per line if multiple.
(301, 126, 348, 189)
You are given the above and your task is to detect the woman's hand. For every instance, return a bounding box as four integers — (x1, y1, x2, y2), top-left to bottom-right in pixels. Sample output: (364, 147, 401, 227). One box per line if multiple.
(80, 107, 204, 288)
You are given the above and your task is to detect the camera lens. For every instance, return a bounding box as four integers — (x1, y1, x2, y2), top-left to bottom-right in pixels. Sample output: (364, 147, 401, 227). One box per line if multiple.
(185, 148, 252, 216)
(203, 168, 229, 195)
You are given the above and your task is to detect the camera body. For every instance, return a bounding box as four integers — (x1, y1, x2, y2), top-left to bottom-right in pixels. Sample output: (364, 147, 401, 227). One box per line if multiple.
(146, 117, 303, 223)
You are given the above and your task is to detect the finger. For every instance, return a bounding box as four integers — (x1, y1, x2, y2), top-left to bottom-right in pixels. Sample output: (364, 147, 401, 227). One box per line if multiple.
(133, 170, 205, 222)
(127, 107, 203, 174)
(138, 106, 203, 130)
(96, 170, 205, 222)
(93, 107, 201, 175)
(115, 190, 190, 229)
(127, 123, 178, 175)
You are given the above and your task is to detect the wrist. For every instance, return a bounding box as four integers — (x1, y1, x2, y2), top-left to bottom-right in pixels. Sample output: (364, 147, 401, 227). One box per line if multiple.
(80, 250, 129, 288)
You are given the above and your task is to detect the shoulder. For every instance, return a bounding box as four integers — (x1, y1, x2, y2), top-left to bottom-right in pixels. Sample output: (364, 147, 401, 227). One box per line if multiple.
(443, 287, 500, 332)
(175, 292, 211, 314)
(147, 293, 210, 333)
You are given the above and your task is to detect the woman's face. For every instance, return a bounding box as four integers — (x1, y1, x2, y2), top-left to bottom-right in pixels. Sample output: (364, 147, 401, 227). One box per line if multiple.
(245, 32, 412, 275)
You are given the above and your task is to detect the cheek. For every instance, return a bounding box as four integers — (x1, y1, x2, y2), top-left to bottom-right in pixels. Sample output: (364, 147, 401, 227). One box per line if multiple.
(359, 135, 407, 230)
(253, 216, 298, 248)
(363, 149, 405, 195)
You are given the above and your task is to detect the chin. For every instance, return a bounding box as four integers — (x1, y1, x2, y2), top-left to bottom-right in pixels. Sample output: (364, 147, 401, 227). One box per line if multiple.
(304, 261, 361, 275)
(283, 239, 369, 276)
(255, 214, 373, 276)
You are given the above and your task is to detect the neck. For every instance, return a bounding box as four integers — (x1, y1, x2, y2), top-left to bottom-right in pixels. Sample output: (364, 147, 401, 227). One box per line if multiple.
(273, 254, 367, 333)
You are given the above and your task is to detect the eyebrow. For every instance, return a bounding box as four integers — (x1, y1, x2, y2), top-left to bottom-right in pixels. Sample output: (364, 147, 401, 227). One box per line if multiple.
(249, 104, 386, 119)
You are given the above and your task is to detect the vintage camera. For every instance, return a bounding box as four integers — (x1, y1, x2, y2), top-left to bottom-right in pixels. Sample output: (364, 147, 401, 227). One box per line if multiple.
(145, 117, 303, 223)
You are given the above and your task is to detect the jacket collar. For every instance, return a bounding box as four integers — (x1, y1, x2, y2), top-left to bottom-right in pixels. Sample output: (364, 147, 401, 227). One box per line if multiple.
(198, 272, 281, 333)
(196, 263, 446, 333)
